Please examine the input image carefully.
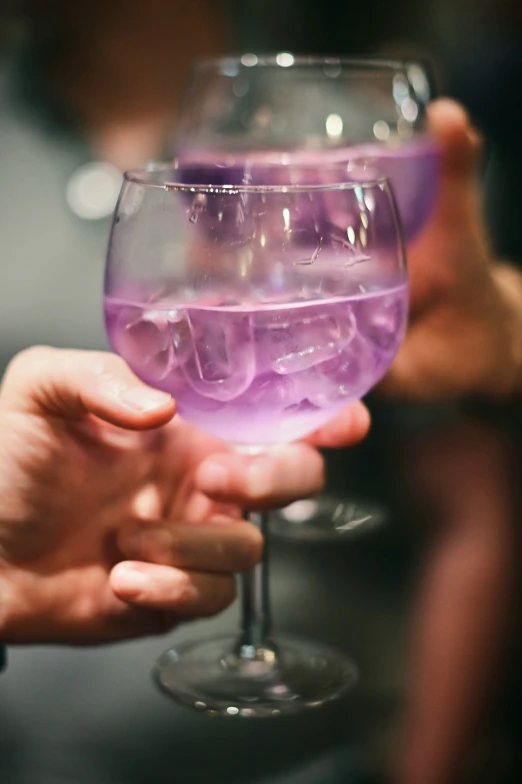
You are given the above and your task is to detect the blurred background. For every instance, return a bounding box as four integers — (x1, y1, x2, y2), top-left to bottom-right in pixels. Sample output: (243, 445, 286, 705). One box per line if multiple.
(0, 2, 521, 783)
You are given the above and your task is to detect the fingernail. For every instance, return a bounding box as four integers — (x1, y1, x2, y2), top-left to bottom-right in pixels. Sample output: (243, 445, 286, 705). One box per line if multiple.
(113, 566, 149, 597)
(119, 386, 172, 412)
(197, 462, 229, 493)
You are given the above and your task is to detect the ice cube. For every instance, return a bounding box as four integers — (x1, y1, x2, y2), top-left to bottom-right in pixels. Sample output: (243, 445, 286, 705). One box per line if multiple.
(167, 310, 192, 364)
(357, 292, 405, 350)
(293, 333, 379, 408)
(114, 307, 173, 381)
(181, 308, 256, 401)
(283, 229, 323, 267)
(188, 193, 207, 224)
(327, 223, 371, 267)
(255, 303, 356, 375)
(241, 372, 299, 412)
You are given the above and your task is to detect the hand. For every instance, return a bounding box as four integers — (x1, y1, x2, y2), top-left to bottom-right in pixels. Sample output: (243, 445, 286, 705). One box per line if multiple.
(0, 347, 369, 645)
(380, 99, 522, 402)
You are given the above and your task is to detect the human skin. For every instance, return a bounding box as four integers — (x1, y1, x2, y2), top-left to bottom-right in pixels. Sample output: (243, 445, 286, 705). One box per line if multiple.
(0, 346, 369, 645)
(380, 99, 522, 403)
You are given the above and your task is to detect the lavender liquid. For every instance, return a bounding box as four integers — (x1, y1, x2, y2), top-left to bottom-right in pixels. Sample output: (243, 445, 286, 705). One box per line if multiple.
(104, 284, 408, 446)
(177, 140, 439, 242)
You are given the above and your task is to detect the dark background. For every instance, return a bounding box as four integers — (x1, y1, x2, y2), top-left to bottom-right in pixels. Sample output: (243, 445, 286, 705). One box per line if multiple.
(0, 2, 521, 783)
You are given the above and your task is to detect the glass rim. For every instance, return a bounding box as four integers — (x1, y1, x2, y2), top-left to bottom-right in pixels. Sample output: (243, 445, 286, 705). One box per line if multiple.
(123, 163, 391, 194)
(192, 53, 411, 74)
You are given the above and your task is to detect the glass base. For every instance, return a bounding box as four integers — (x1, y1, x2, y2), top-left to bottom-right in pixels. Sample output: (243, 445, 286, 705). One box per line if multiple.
(270, 495, 388, 542)
(153, 633, 358, 717)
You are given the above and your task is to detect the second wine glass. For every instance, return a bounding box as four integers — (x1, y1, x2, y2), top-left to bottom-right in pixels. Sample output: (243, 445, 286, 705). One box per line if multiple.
(175, 55, 439, 243)
(173, 56, 437, 542)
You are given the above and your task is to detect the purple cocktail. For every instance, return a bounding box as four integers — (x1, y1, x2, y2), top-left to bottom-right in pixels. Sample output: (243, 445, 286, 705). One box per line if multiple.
(177, 139, 438, 242)
(105, 283, 407, 447)
(104, 166, 408, 715)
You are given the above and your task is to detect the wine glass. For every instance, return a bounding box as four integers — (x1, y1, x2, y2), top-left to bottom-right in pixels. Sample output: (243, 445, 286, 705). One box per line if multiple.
(175, 56, 439, 244)
(104, 162, 408, 716)
(404, 58, 438, 107)
(173, 56, 437, 542)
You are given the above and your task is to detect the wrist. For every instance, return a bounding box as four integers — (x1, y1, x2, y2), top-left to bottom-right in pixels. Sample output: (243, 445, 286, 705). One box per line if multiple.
(491, 264, 522, 399)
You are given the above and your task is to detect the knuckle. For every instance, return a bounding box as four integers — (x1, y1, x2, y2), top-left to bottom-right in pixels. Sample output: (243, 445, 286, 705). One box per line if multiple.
(165, 529, 191, 565)
(244, 461, 274, 502)
(69, 592, 102, 627)
(133, 527, 189, 567)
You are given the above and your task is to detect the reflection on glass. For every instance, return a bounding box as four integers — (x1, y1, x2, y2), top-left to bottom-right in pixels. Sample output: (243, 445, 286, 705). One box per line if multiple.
(104, 164, 408, 715)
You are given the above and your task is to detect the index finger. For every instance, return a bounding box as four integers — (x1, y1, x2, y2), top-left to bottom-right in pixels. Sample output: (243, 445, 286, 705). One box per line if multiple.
(195, 442, 325, 509)
(194, 402, 370, 510)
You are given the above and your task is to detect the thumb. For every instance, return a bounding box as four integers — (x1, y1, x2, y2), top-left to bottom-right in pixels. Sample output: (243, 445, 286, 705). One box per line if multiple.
(427, 98, 481, 181)
(0, 346, 175, 429)
(412, 98, 487, 246)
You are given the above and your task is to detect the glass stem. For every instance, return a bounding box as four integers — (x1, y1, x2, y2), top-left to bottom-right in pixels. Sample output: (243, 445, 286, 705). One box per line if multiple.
(238, 511, 272, 654)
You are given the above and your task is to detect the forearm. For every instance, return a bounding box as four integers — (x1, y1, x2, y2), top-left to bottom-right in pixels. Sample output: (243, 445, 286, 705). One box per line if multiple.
(398, 527, 513, 784)
(396, 423, 516, 784)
